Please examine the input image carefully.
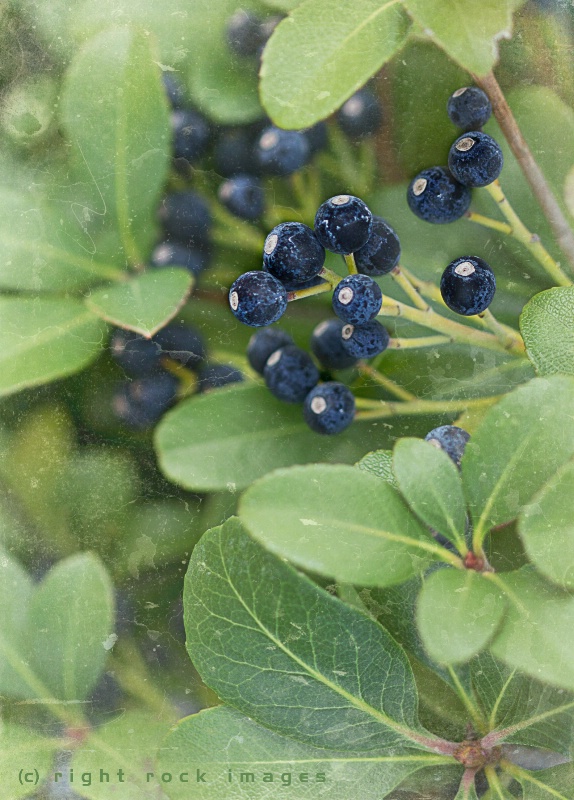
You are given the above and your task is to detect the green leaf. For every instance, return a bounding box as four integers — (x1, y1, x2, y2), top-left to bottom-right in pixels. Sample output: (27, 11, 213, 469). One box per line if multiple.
(491, 569, 574, 693)
(393, 438, 467, 549)
(517, 763, 574, 800)
(520, 288, 574, 376)
(28, 553, 114, 701)
(0, 298, 107, 398)
(60, 27, 171, 265)
(519, 459, 574, 590)
(462, 376, 574, 544)
(356, 449, 398, 487)
(158, 707, 449, 800)
(260, 0, 411, 129)
(416, 569, 507, 664)
(185, 518, 426, 751)
(85, 268, 193, 337)
(401, 0, 517, 76)
(240, 464, 440, 587)
(0, 724, 60, 800)
(470, 653, 574, 755)
(262, 0, 303, 10)
(0, 547, 35, 698)
(454, 780, 479, 800)
(70, 711, 170, 800)
(155, 383, 385, 492)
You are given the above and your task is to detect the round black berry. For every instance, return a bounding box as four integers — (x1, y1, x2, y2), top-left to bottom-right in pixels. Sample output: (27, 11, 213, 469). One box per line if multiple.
(110, 329, 161, 377)
(314, 195, 372, 255)
(304, 382, 355, 435)
(263, 222, 325, 285)
(332, 274, 382, 325)
(310, 319, 359, 370)
(336, 88, 382, 140)
(172, 109, 210, 164)
(303, 121, 328, 155)
(218, 174, 265, 221)
(247, 327, 294, 374)
(214, 127, 259, 178)
(407, 166, 471, 225)
(198, 363, 244, 392)
(440, 256, 496, 316)
(229, 271, 288, 327)
(112, 373, 179, 429)
(448, 131, 503, 188)
(226, 10, 265, 57)
(158, 192, 211, 245)
(263, 345, 319, 403)
(154, 323, 207, 370)
(150, 241, 211, 278)
(354, 216, 401, 277)
(447, 87, 492, 131)
(341, 320, 389, 359)
(255, 126, 311, 176)
(425, 425, 470, 468)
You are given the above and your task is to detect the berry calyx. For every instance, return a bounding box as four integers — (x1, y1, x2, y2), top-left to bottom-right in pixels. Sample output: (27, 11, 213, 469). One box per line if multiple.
(440, 256, 496, 316)
(448, 131, 503, 188)
(341, 319, 390, 359)
(314, 195, 373, 255)
(229, 271, 288, 327)
(263, 221, 325, 285)
(407, 166, 471, 225)
(303, 382, 355, 435)
(332, 274, 382, 325)
(263, 345, 319, 403)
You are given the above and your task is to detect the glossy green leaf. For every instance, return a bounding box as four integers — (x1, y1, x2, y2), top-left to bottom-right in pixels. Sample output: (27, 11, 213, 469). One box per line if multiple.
(470, 653, 574, 755)
(158, 707, 449, 800)
(155, 383, 383, 492)
(520, 288, 574, 376)
(61, 27, 171, 265)
(394, 438, 467, 548)
(356, 449, 397, 486)
(240, 464, 440, 587)
(517, 763, 574, 799)
(416, 569, 507, 664)
(519, 460, 574, 590)
(85, 268, 193, 337)
(185, 518, 426, 751)
(0, 298, 107, 398)
(0, 724, 60, 800)
(28, 553, 114, 701)
(491, 569, 574, 692)
(402, 0, 517, 76)
(462, 377, 574, 543)
(0, 548, 35, 698)
(260, 0, 411, 129)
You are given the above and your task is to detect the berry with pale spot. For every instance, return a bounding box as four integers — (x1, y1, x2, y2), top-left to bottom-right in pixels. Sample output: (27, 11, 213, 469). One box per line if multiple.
(263, 221, 325, 285)
(314, 195, 373, 255)
(263, 345, 319, 403)
(247, 328, 294, 374)
(304, 382, 355, 434)
(440, 256, 496, 316)
(229, 271, 288, 327)
(407, 166, 471, 224)
(425, 425, 470, 468)
(332, 274, 382, 325)
(448, 131, 503, 188)
(447, 86, 492, 131)
(310, 319, 358, 370)
(341, 319, 389, 359)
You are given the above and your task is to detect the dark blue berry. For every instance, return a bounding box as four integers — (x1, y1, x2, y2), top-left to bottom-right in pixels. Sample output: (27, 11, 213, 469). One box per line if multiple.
(440, 256, 496, 316)
(448, 131, 503, 188)
(229, 271, 288, 327)
(263, 221, 325, 284)
(163, 74, 186, 109)
(447, 87, 492, 131)
(314, 195, 372, 255)
(304, 381, 355, 435)
(304, 121, 328, 155)
(407, 166, 471, 224)
(263, 345, 319, 403)
(112, 373, 178, 429)
(337, 88, 382, 140)
(332, 274, 382, 325)
(310, 319, 359, 370)
(214, 127, 259, 177)
(154, 323, 207, 370)
(341, 319, 389, 359)
(158, 192, 211, 245)
(218, 174, 265, 221)
(198, 363, 244, 392)
(226, 10, 265, 57)
(282, 274, 328, 292)
(110, 329, 162, 377)
(354, 216, 401, 277)
(425, 425, 470, 468)
(255, 126, 311, 176)
(150, 241, 211, 278)
(247, 327, 294, 374)
(172, 109, 210, 164)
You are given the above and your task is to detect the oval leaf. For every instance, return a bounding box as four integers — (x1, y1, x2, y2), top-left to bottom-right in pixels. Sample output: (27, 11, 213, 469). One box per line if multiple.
(520, 287, 574, 376)
(260, 0, 411, 129)
(0, 548, 35, 698)
(356, 449, 398, 486)
(0, 725, 60, 800)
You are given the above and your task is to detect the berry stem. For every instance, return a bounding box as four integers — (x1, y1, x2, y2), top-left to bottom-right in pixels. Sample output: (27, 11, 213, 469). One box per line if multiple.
(287, 281, 333, 301)
(399, 266, 444, 305)
(388, 335, 452, 349)
(484, 180, 572, 287)
(473, 70, 574, 274)
(465, 210, 513, 235)
(353, 393, 501, 419)
(356, 361, 417, 401)
(344, 252, 359, 274)
(319, 265, 344, 286)
(391, 265, 429, 310)
(477, 308, 524, 352)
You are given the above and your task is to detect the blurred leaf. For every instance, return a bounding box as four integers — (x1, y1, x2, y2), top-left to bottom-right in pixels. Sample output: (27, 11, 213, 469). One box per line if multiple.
(262, 0, 303, 9)
(61, 26, 171, 265)
(0, 547, 34, 698)
(28, 553, 114, 701)
(402, 0, 518, 76)
(0, 297, 107, 398)
(517, 763, 574, 799)
(260, 0, 411, 129)
(158, 706, 446, 800)
(0, 724, 60, 799)
(520, 287, 574, 375)
(185, 518, 426, 750)
(356, 449, 398, 486)
(86, 268, 193, 337)
(240, 464, 437, 586)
